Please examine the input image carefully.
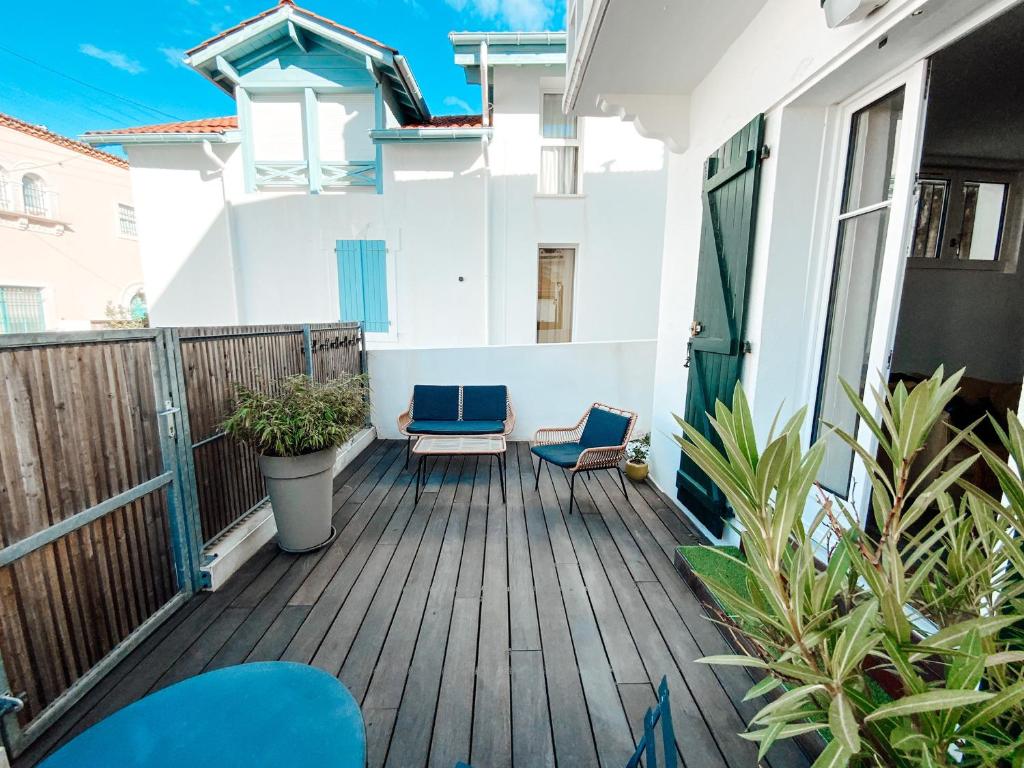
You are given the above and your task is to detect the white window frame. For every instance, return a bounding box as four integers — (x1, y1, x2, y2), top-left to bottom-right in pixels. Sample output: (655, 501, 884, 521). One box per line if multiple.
(538, 90, 583, 197)
(116, 202, 138, 240)
(536, 242, 580, 344)
(803, 61, 930, 531)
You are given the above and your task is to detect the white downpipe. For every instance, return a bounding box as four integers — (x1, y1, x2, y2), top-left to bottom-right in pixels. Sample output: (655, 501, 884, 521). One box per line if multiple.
(480, 41, 491, 344)
(201, 139, 244, 323)
(482, 135, 492, 345)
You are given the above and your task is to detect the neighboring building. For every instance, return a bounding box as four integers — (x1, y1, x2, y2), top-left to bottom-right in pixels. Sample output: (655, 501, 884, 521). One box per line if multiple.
(566, 0, 1024, 542)
(83, 0, 668, 348)
(0, 112, 144, 332)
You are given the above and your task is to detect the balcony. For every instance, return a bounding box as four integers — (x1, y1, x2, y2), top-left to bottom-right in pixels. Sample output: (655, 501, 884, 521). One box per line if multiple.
(0, 182, 63, 228)
(0, 324, 815, 768)
(254, 161, 378, 190)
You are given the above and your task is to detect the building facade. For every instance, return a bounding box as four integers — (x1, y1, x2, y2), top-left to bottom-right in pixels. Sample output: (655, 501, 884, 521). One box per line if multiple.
(0, 113, 144, 332)
(85, 1, 668, 349)
(567, 0, 1024, 543)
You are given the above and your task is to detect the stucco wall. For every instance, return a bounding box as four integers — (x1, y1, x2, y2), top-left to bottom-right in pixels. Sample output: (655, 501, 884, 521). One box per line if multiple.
(626, 0, 1020, 541)
(487, 67, 669, 346)
(368, 339, 656, 441)
(0, 125, 142, 330)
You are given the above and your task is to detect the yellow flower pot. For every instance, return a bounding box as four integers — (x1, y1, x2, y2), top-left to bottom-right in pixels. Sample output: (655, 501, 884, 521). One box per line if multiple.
(625, 461, 649, 482)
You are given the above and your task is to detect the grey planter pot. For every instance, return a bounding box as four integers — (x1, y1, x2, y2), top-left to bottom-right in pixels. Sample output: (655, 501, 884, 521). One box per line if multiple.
(259, 448, 337, 552)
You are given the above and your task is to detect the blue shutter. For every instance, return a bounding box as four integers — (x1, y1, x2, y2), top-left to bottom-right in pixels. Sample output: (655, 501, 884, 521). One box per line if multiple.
(336, 241, 365, 325)
(361, 240, 389, 333)
(336, 240, 390, 333)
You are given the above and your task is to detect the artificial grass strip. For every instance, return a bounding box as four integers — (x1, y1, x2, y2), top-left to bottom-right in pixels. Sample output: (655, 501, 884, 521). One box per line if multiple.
(678, 545, 748, 618)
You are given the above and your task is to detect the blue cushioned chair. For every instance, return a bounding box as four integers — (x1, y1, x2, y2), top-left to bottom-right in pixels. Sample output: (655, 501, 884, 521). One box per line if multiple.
(398, 385, 515, 467)
(531, 402, 637, 514)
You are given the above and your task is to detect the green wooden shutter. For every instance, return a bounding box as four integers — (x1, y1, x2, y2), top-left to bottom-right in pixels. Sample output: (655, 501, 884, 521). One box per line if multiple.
(676, 115, 766, 538)
(336, 240, 389, 333)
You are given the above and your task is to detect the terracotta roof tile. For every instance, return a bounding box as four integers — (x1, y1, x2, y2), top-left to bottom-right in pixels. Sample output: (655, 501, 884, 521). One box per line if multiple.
(84, 117, 239, 137)
(401, 114, 484, 129)
(186, 1, 397, 57)
(0, 112, 128, 169)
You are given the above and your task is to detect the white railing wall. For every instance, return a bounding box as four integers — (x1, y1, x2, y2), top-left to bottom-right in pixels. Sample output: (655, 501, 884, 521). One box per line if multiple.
(368, 339, 656, 440)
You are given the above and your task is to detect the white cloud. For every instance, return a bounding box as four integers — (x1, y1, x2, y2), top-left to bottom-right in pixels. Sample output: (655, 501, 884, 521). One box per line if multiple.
(79, 44, 145, 74)
(443, 96, 475, 113)
(159, 47, 189, 69)
(445, 0, 560, 30)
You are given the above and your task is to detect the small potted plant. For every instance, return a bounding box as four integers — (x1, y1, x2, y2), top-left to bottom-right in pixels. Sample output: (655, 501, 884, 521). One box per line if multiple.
(222, 374, 369, 552)
(625, 432, 651, 482)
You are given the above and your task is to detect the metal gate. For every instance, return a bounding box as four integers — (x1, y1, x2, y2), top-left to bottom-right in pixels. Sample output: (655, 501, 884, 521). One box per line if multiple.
(0, 329, 204, 756)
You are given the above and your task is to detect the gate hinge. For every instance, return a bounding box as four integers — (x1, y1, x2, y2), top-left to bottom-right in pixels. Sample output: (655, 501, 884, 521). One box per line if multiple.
(742, 341, 753, 354)
(760, 144, 771, 161)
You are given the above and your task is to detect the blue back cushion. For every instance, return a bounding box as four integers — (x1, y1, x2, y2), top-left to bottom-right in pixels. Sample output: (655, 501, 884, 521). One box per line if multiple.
(579, 407, 631, 448)
(412, 385, 459, 421)
(462, 385, 507, 422)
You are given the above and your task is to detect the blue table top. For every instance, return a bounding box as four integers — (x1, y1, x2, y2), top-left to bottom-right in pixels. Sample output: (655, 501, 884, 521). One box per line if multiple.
(41, 662, 365, 768)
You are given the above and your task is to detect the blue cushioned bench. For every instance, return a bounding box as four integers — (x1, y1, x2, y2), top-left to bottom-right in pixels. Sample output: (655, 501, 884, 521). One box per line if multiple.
(398, 385, 515, 466)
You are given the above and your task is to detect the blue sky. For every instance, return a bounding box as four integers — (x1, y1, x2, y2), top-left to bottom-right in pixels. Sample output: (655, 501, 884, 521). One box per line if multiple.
(0, 0, 565, 142)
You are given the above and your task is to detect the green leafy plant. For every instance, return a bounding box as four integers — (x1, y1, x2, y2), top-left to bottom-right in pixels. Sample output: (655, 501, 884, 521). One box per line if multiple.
(627, 432, 651, 464)
(222, 374, 369, 458)
(674, 368, 1024, 767)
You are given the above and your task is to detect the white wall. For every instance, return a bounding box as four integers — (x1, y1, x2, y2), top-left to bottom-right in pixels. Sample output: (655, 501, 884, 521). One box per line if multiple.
(486, 66, 669, 346)
(621, 0, 1022, 542)
(368, 339, 656, 441)
(129, 139, 489, 345)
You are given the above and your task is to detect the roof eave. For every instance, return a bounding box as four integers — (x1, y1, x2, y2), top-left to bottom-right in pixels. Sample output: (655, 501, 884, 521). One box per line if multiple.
(370, 127, 491, 143)
(82, 131, 241, 148)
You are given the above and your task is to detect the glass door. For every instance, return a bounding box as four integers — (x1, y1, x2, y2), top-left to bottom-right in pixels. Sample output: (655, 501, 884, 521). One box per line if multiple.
(810, 62, 929, 529)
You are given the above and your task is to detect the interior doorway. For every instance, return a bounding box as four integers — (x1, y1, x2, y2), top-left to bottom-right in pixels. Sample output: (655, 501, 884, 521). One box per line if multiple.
(889, 5, 1024, 503)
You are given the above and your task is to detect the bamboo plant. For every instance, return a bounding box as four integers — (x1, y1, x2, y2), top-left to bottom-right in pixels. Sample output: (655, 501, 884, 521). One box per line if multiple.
(674, 368, 1024, 767)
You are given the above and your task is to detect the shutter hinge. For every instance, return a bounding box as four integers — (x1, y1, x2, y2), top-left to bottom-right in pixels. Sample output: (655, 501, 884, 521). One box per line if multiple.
(759, 144, 771, 161)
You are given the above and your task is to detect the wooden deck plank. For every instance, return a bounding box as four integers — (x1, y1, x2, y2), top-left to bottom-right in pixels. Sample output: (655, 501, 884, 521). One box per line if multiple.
(470, 456, 512, 768)
(17, 441, 808, 768)
(519, 446, 599, 767)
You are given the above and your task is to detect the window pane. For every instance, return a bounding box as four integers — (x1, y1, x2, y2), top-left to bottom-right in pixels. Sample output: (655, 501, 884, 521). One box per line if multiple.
(959, 182, 1006, 261)
(540, 146, 578, 195)
(0, 286, 45, 333)
(841, 89, 904, 213)
(537, 247, 576, 343)
(816, 208, 890, 496)
(911, 180, 947, 259)
(22, 175, 47, 217)
(118, 204, 137, 238)
(542, 93, 576, 139)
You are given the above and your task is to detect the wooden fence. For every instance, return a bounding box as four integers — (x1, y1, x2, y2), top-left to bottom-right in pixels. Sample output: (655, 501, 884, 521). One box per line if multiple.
(0, 322, 364, 754)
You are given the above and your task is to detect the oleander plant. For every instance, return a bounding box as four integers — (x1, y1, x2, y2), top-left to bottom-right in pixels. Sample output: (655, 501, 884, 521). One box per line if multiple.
(674, 368, 1024, 767)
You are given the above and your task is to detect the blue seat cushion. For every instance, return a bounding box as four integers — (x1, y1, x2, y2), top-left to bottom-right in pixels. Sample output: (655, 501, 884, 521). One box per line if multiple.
(412, 385, 459, 421)
(407, 420, 505, 435)
(580, 407, 631, 448)
(462, 385, 507, 421)
(532, 442, 585, 468)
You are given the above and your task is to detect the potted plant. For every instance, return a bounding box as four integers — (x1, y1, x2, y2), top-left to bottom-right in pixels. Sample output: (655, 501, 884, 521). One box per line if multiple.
(222, 374, 369, 552)
(625, 432, 651, 481)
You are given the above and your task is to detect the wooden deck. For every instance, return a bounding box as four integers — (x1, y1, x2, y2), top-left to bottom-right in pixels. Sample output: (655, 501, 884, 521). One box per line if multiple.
(18, 441, 813, 768)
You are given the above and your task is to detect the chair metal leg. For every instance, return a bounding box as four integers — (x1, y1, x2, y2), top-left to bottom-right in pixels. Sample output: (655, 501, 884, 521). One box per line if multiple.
(569, 472, 576, 515)
(617, 466, 627, 496)
(405, 436, 412, 469)
(534, 458, 541, 490)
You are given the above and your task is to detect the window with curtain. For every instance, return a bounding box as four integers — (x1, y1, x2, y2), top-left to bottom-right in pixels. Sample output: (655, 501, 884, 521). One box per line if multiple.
(539, 93, 580, 195)
(21, 174, 48, 217)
